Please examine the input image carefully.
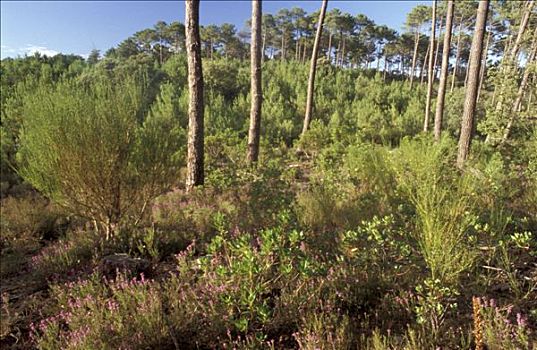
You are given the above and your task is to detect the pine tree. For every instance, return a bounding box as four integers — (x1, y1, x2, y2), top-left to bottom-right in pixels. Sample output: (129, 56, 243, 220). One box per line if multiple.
(247, 0, 263, 163)
(424, 0, 436, 132)
(433, 0, 454, 141)
(457, 0, 489, 168)
(185, 0, 205, 190)
(302, 0, 328, 136)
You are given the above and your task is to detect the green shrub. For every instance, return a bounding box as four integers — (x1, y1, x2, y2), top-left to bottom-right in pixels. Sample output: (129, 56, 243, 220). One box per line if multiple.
(16, 73, 184, 237)
(391, 137, 478, 284)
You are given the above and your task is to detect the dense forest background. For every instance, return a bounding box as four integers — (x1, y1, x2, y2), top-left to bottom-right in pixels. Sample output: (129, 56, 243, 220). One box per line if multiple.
(0, 0, 536, 349)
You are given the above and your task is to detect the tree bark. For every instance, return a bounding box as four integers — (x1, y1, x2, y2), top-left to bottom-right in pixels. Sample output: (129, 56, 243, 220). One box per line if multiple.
(421, 41, 430, 84)
(433, 14, 444, 80)
(327, 32, 332, 62)
(185, 0, 205, 190)
(261, 31, 266, 63)
(477, 29, 491, 103)
(281, 29, 286, 60)
(456, 0, 489, 168)
(450, 17, 464, 92)
(424, 0, 437, 132)
(434, 0, 454, 142)
(247, 0, 263, 163)
(302, 0, 328, 136)
(508, 0, 534, 62)
(410, 30, 421, 88)
(501, 26, 537, 144)
(340, 36, 346, 67)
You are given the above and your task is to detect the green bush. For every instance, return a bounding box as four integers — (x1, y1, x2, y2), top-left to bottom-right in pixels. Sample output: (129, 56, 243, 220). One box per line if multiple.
(391, 137, 478, 284)
(16, 73, 184, 237)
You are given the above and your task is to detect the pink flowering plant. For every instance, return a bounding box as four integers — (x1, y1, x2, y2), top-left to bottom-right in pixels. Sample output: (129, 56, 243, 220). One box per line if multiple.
(31, 273, 169, 349)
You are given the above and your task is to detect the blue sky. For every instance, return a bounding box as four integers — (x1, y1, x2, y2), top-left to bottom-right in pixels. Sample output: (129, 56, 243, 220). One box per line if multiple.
(1, 1, 428, 59)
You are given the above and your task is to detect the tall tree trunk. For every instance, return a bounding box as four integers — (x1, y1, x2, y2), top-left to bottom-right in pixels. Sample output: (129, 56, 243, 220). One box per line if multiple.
(501, 26, 537, 144)
(493, 1, 534, 116)
(410, 30, 421, 88)
(477, 29, 491, 103)
(508, 0, 535, 61)
(281, 29, 285, 60)
(247, 0, 263, 163)
(434, 0, 454, 142)
(340, 36, 346, 67)
(383, 57, 388, 81)
(336, 34, 342, 65)
(424, 0, 437, 132)
(327, 32, 332, 62)
(464, 55, 471, 87)
(302, 42, 308, 63)
(421, 41, 430, 84)
(261, 31, 266, 63)
(457, 0, 489, 168)
(450, 17, 464, 92)
(433, 14, 444, 80)
(302, 0, 328, 136)
(185, 0, 205, 190)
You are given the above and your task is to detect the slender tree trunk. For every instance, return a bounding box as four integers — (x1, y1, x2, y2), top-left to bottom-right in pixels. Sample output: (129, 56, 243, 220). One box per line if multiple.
(424, 0, 437, 132)
(501, 26, 537, 144)
(457, 0, 489, 168)
(383, 57, 388, 81)
(341, 36, 346, 67)
(295, 36, 299, 60)
(434, 0, 454, 142)
(433, 14, 444, 80)
(336, 34, 342, 65)
(410, 30, 421, 88)
(464, 58, 470, 87)
(450, 17, 464, 92)
(508, 0, 534, 61)
(493, 1, 534, 115)
(327, 32, 332, 62)
(302, 0, 328, 136)
(281, 29, 285, 60)
(477, 29, 491, 103)
(185, 0, 205, 190)
(302, 42, 308, 63)
(247, 0, 263, 163)
(261, 31, 266, 63)
(421, 41, 430, 84)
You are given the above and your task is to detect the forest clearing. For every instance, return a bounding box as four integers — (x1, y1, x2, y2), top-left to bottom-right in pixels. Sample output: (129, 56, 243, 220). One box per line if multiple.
(0, 0, 536, 349)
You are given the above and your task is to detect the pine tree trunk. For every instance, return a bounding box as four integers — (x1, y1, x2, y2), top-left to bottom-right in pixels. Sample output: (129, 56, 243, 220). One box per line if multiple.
(508, 0, 534, 61)
(450, 17, 464, 92)
(336, 34, 342, 65)
(501, 26, 537, 144)
(261, 31, 266, 63)
(421, 41, 430, 84)
(247, 0, 263, 163)
(281, 29, 286, 60)
(424, 0, 437, 132)
(383, 57, 388, 81)
(410, 30, 421, 88)
(434, 0, 454, 142)
(327, 32, 332, 62)
(302, 0, 328, 136)
(341, 36, 346, 67)
(185, 0, 205, 190)
(457, 0, 489, 168)
(477, 29, 491, 103)
(433, 14, 444, 80)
